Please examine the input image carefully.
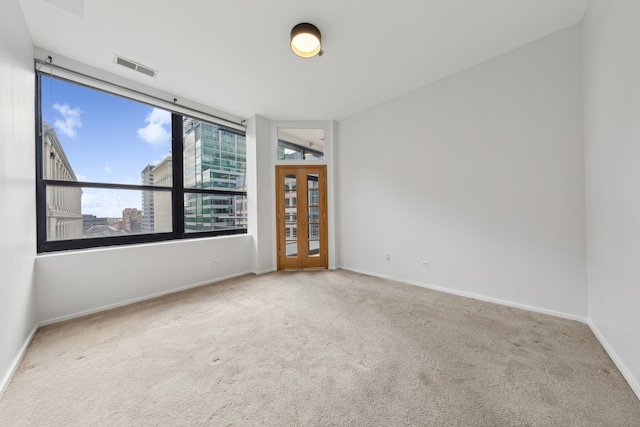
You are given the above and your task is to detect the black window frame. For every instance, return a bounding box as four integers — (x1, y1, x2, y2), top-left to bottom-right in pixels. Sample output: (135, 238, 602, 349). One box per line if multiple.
(35, 73, 247, 253)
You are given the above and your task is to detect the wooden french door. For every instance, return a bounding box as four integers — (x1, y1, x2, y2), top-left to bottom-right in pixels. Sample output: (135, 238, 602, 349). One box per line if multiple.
(276, 165, 328, 270)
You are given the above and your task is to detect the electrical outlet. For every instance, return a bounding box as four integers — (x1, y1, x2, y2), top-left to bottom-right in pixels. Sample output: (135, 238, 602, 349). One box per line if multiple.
(210, 259, 219, 265)
(386, 254, 391, 261)
(420, 260, 430, 267)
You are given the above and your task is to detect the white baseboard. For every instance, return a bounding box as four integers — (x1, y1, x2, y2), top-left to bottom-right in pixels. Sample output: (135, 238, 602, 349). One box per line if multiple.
(588, 320, 640, 401)
(0, 324, 38, 400)
(39, 271, 252, 327)
(340, 267, 588, 323)
(252, 268, 276, 276)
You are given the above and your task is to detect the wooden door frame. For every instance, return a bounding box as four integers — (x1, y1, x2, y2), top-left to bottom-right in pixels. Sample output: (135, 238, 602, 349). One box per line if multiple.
(276, 165, 328, 270)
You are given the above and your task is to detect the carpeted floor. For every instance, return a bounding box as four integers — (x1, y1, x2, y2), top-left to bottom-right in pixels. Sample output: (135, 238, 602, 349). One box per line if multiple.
(1, 270, 639, 426)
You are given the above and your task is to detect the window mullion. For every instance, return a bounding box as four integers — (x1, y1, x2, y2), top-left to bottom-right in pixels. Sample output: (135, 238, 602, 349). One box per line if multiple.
(172, 114, 185, 236)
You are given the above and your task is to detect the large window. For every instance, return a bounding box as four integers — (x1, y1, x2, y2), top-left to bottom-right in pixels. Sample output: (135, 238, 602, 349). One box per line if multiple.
(36, 74, 247, 252)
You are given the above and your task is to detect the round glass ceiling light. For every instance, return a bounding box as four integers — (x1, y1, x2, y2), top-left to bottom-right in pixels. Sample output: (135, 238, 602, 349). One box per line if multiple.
(290, 23, 322, 58)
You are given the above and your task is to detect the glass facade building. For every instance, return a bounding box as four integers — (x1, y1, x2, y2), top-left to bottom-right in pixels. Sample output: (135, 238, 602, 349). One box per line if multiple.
(183, 118, 247, 232)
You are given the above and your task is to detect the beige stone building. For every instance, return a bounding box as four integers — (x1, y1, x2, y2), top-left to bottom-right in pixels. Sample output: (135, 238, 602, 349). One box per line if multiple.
(152, 156, 172, 233)
(42, 122, 83, 241)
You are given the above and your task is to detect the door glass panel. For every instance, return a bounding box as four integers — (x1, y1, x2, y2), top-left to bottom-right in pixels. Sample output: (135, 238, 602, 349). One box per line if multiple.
(308, 207, 319, 222)
(308, 223, 319, 240)
(308, 240, 320, 257)
(307, 174, 319, 189)
(306, 173, 320, 259)
(285, 223, 298, 239)
(285, 193, 297, 207)
(308, 190, 319, 207)
(283, 172, 297, 259)
(284, 207, 297, 236)
(284, 200, 297, 225)
(285, 212, 297, 222)
(286, 241, 298, 257)
(308, 174, 319, 207)
(284, 174, 296, 190)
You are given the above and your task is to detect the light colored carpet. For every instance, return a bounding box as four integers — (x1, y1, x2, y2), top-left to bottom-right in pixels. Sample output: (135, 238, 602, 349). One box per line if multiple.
(1, 270, 639, 426)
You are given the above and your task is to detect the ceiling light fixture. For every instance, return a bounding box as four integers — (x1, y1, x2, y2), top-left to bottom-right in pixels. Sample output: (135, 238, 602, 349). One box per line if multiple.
(290, 23, 323, 58)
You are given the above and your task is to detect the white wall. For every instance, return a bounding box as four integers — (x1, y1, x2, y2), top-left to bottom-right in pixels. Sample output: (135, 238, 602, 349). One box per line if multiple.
(337, 25, 587, 319)
(36, 236, 252, 324)
(246, 115, 275, 274)
(0, 0, 38, 396)
(583, 0, 640, 398)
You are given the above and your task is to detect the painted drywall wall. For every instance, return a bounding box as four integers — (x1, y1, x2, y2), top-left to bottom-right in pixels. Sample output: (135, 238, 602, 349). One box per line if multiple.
(337, 25, 586, 319)
(36, 236, 252, 324)
(327, 121, 338, 269)
(583, 0, 640, 398)
(0, 0, 37, 396)
(246, 115, 275, 274)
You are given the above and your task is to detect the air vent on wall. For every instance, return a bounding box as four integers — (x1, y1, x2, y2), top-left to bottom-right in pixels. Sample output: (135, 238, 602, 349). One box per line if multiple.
(113, 55, 157, 78)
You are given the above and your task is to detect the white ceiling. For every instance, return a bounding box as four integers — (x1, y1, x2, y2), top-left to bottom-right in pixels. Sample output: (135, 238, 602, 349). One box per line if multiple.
(20, 0, 589, 121)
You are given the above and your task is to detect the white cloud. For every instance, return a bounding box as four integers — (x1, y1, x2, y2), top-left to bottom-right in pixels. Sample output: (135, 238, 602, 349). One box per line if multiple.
(75, 173, 87, 182)
(52, 103, 82, 138)
(147, 108, 171, 125)
(104, 162, 111, 173)
(137, 108, 171, 147)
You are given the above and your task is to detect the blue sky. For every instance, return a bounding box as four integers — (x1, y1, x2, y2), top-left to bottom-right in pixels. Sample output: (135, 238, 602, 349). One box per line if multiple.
(41, 76, 172, 217)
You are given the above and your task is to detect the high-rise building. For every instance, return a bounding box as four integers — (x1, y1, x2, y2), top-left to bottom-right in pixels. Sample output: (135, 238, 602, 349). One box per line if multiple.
(140, 164, 154, 233)
(139, 119, 246, 234)
(182, 118, 246, 232)
(152, 157, 172, 233)
(42, 122, 83, 241)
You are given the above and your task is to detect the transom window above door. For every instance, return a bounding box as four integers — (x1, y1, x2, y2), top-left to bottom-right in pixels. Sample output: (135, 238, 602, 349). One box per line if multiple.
(277, 128, 324, 161)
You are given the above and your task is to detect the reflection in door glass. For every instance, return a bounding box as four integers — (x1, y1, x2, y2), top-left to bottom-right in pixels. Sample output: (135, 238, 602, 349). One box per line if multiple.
(308, 240, 320, 257)
(286, 242, 298, 257)
(308, 190, 319, 207)
(285, 223, 298, 239)
(284, 174, 296, 190)
(283, 173, 297, 255)
(308, 223, 319, 240)
(307, 174, 319, 188)
(308, 207, 319, 222)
